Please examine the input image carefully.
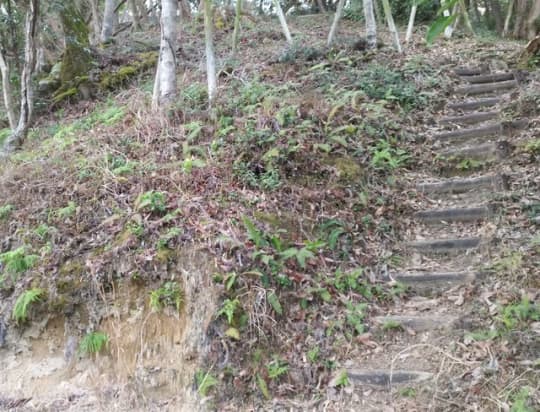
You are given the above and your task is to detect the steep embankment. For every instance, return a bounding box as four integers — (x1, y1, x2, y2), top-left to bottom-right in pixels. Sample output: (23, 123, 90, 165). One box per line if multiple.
(0, 15, 538, 411)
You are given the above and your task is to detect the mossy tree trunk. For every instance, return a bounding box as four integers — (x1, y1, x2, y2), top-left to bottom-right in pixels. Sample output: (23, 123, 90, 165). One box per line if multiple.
(3, 0, 39, 154)
(59, 2, 93, 85)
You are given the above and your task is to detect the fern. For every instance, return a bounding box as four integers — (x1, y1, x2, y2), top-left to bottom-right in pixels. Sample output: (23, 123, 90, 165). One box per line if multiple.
(12, 288, 45, 323)
(79, 331, 109, 355)
(0, 247, 39, 275)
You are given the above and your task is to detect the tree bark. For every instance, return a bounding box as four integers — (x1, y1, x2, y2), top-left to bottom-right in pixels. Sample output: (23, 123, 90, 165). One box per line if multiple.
(459, 0, 475, 35)
(503, 0, 514, 37)
(128, 0, 142, 31)
(232, 0, 243, 53)
(101, 0, 116, 43)
(381, 0, 401, 52)
(405, 2, 417, 43)
(3, 0, 39, 153)
(527, 0, 540, 39)
(514, 0, 529, 39)
(152, 0, 177, 109)
(0, 50, 17, 130)
(363, 0, 377, 49)
(273, 0, 293, 44)
(327, 0, 345, 46)
(488, 0, 504, 34)
(204, 0, 217, 105)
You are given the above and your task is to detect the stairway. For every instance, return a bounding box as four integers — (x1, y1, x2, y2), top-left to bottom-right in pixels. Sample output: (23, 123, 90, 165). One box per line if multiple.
(344, 66, 535, 407)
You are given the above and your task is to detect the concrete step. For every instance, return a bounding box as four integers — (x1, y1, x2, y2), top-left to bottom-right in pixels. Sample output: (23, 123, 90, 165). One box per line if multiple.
(386, 271, 480, 292)
(416, 174, 508, 195)
(408, 237, 482, 253)
(439, 111, 499, 126)
(447, 97, 500, 112)
(346, 369, 433, 388)
(464, 72, 515, 84)
(433, 119, 527, 142)
(439, 141, 511, 161)
(372, 315, 458, 332)
(414, 206, 491, 224)
(454, 80, 518, 96)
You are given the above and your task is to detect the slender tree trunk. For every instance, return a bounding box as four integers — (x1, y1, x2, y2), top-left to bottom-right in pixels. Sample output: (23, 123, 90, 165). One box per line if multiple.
(179, 0, 192, 21)
(471, 0, 482, 23)
(363, 0, 377, 49)
(405, 1, 417, 43)
(273, 0, 293, 44)
(381, 0, 401, 52)
(204, 0, 217, 105)
(3, 0, 39, 153)
(327, 0, 345, 46)
(232, 0, 243, 53)
(317, 0, 326, 13)
(0, 51, 17, 130)
(503, 0, 514, 37)
(89, 0, 102, 45)
(152, 0, 177, 109)
(459, 0, 475, 35)
(527, 0, 540, 39)
(128, 0, 142, 30)
(101, 0, 117, 43)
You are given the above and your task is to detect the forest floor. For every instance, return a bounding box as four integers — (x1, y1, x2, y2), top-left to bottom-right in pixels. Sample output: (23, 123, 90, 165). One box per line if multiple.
(0, 14, 539, 411)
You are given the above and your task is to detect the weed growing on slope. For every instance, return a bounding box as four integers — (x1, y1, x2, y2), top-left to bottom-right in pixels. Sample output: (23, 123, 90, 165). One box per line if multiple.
(79, 331, 109, 355)
(12, 288, 45, 323)
(0, 204, 14, 220)
(149, 281, 183, 312)
(0, 247, 39, 277)
(195, 369, 218, 396)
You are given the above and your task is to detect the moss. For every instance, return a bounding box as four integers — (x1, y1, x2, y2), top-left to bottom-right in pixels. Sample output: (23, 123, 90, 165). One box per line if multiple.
(156, 248, 177, 264)
(59, 4, 93, 85)
(323, 155, 364, 183)
(52, 87, 78, 104)
(99, 52, 158, 90)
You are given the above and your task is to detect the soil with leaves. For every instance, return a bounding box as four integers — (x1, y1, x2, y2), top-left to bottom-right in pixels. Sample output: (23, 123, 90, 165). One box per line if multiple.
(0, 15, 538, 411)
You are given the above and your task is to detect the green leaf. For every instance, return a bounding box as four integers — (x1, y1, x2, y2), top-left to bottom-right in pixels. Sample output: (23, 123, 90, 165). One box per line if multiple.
(243, 216, 265, 248)
(267, 292, 283, 315)
(256, 374, 270, 399)
(314, 143, 331, 153)
(296, 248, 314, 269)
(426, 14, 458, 44)
(280, 248, 298, 260)
(225, 327, 240, 340)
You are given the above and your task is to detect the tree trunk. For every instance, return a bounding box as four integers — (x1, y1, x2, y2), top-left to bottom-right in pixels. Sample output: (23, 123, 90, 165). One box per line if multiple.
(101, 0, 116, 43)
(471, 0, 482, 23)
(381, 0, 401, 52)
(489, 0, 504, 33)
(327, 0, 345, 46)
(405, 2, 417, 43)
(527, 0, 540, 39)
(152, 0, 178, 109)
(514, 0, 529, 39)
(273, 0, 293, 44)
(0, 51, 17, 130)
(232, 0, 243, 53)
(363, 0, 377, 49)
(204, 0, 217, 105)
(459, 0, 475, 35)
(128, 0, 142, 31)
(3, 0, 39, 153)
(503, 0, 514, 37)
(443, 1, 456, 38)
